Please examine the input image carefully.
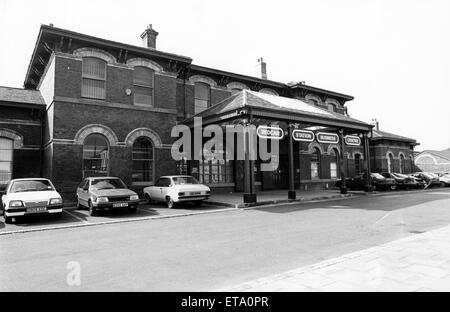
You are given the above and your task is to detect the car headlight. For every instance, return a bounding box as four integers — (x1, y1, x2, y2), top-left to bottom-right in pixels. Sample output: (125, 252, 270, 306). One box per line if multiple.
(97, 196, 109, 203)
(9, 200, 23, 207)
(49, 198, 63, 205)
(130, 195, 139, 200)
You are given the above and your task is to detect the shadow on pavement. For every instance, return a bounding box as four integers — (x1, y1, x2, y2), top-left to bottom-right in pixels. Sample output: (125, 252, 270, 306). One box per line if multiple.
(255, 189, 450, 214)
(7, 213, 80, 227)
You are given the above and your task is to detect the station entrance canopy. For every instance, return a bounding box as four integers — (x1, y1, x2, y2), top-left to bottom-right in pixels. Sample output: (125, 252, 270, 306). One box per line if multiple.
(182, 90, 374, 203)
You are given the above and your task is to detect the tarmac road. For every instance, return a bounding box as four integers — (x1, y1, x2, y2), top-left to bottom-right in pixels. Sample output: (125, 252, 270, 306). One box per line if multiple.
(1, 188, 450, 291)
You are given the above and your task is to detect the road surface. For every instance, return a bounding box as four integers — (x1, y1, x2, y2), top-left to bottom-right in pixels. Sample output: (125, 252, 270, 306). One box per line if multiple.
(1, 188, 450, 291)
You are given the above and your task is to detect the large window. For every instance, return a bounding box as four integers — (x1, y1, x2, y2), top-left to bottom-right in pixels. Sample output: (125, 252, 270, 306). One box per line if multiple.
(132, 137, 154, 184)
(82, 57, 106, 99)
(399, 154, 405, 174)
(355, 153, 362, 175)
(388, 153, 395, 173)
(133, 66, 154, 106)
(198, 159, 233, 184)
(83, 134, 109, 178)
(330, 148, 339, 179)
(310, 148, 321, 179)
(194, 82, 210, 114)
(0, 137, 13, 185)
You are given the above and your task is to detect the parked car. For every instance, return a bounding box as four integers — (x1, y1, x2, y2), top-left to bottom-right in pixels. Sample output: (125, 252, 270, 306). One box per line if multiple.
(143, 175, 211, 208)
(335, 172, 397, 191)
(392, 173, 426, 189)
(436, 174, 450, 187)
(1, 178, 63, 224)
(411, 172, 440, 188)
(76, 177, 140, 216)
(380, 172, 421, 190)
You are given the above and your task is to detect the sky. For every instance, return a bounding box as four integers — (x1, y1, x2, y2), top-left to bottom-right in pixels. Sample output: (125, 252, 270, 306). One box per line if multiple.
(1, 0, 449, 151)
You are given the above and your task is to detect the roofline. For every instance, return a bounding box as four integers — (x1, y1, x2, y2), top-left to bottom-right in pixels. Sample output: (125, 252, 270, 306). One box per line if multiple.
(190, 64, 287, 88)
(291, 83, 354, 101)
(0, 101, 46, 109)
(24, 24, 193, 88)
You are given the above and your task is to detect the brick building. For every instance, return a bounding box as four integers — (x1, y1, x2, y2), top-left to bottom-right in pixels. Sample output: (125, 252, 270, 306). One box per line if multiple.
(0, 24, 419, 201)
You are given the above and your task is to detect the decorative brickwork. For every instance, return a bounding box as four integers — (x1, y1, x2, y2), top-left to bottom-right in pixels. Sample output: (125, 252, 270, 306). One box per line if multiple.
(126, 58, 163, 72)
(74, 124, 119, 146)
(124, 128, 162, 148)
(188, 75, 217, 87)
(226, 81, 249, 91)
(73, 47, 117, 64)
(0, 128, 23, 149)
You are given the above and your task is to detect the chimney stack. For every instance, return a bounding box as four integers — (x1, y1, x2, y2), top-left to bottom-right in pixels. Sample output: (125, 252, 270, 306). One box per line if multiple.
(141, 24, 159, 49)
(255, 58, 267, 79)
(371, 118, 380, 130)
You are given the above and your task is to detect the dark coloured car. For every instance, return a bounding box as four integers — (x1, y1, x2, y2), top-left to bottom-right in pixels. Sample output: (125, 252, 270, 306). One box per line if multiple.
(76, 177, 140, 216)
(411, 172, 440, 188)
(336, 173, 397, 191)
(381, 172, 421, 190)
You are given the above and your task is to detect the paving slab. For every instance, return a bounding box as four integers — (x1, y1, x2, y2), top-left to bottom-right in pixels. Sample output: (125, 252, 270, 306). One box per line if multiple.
(219, 224, 450, 292)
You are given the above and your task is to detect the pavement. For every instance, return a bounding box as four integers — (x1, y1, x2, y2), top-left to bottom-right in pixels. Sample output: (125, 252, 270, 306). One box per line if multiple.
(220, 224, 450, 292)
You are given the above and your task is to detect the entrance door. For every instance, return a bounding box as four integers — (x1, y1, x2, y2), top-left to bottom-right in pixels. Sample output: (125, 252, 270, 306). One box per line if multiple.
(262, 155, 289, 189)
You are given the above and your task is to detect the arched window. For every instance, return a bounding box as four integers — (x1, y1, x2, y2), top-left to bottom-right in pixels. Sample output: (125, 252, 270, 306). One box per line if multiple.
(0, 137, 13, 185)
(83, 134, 109, 178)
(388, 153, 395, 173)
(399, 154, 405, 174)
(133, 66, 154, 106)
(355, 153, 362, 175)
(194, 82, 211, 114)
(132, 137, 154, 184)
(330, 148, 339, 179)
(82, 57, 107, 99)
(311, 147, 321, 179)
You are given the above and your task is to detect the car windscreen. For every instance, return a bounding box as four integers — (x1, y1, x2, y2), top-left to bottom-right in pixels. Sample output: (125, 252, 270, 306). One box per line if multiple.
(10, 180, 54, 193)
(91, 179, 127, 190)
(172, 176, 199, 185)
(371, 173, 385, 179)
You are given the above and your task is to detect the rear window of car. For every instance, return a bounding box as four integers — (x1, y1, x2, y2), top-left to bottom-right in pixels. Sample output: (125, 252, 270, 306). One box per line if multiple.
(10, 180, 54, 193)
(91, 179, 127, 190)
(172, 176, 199, 185)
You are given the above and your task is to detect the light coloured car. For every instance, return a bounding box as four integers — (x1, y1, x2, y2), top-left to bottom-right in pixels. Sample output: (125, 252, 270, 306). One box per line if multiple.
(1, 178, 63, 224)
(76, 177, 140, 216)
(143, 175, 210, 208)
(438, 174, 450, 187)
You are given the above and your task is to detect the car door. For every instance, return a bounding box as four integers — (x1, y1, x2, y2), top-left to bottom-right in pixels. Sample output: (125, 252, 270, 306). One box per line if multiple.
(160, 178, 172, 200)
(78, 179, 90, 206)
(151, 178, 165, 201)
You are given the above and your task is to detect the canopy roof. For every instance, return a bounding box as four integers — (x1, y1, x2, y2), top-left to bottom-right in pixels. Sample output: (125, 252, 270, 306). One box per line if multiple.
(184, 90, 372, 132)
(0, 86, 45, 108)
(372, 129, 417, 144)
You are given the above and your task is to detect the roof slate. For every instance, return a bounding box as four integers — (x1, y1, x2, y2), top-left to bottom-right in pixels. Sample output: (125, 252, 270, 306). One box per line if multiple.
(0, 86, 45, 106)
(420, 149, 450, 161)
(371, 129, 416, 143)
(188, 90, 370, 128)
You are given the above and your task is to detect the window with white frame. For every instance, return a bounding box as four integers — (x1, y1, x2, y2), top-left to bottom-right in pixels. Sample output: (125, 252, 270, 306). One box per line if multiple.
(132, 137, 154, 183)
(0, 137, 13, 185)
(311, 148, 321, 179)
(82, 57, 106, 99)
(194, 82, 211, 114)
(330, 148, 339, 179)
(83, 134, 109, 178)
(198, 158, 233, 184)
(133, 66, 154, 106)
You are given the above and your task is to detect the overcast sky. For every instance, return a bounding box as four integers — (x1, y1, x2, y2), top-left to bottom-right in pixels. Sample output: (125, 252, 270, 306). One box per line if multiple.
(1, 0, 449, 151)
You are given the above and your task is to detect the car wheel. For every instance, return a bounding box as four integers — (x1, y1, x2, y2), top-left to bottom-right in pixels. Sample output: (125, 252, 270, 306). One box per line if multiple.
(166, 197, 175, 209)
(88, 200, 97, 216)
(4, 210, 13, 224)
(390, 185, 397, 191)
(129, 206, 137, 213)
(440, 182, 446, 188)
(145, 193, 152, 204)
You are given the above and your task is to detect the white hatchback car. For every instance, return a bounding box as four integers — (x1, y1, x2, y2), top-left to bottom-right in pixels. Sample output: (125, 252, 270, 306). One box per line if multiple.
(143, 175, 210, 208)
(1, 178, 63, 224)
